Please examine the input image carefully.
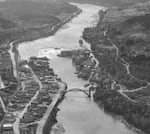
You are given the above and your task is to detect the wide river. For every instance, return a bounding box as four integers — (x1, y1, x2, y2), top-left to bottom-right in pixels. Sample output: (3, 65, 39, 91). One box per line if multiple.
(18, 3, 137, 134)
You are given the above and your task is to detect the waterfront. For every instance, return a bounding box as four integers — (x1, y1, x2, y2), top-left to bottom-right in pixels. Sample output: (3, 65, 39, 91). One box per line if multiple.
(18, 3, 137, 134)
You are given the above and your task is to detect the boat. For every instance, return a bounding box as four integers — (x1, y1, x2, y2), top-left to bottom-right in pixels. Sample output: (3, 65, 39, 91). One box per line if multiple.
(57, 50, 73, 57)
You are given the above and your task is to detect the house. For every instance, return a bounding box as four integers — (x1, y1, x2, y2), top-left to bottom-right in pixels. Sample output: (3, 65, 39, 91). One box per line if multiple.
(3, 123, 13, 130)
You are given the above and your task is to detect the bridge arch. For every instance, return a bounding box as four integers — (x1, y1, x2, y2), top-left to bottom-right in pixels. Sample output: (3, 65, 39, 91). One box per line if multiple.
(65, 88, 91, 97)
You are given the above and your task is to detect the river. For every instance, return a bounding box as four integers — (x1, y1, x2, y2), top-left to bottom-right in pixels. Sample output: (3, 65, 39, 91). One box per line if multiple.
(18, 3, 137, 134)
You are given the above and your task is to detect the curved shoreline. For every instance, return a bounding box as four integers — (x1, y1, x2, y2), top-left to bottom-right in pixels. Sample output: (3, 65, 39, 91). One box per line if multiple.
(11, 8, 82, 75)
(8, 9, 81, 134)
(12, 9, 82, 48)
(72, 47, 145, 134)
(9, 7, 82, 93)
(42, 82, 67, 134)
(39, 82, 67, 134)
(82, 9, 148, 134)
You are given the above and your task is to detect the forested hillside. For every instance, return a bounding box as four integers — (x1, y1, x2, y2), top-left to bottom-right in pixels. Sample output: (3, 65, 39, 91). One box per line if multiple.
(82, 1, 150, 133)
(0, 0, 78, 44)
(61, 0, 149, 7)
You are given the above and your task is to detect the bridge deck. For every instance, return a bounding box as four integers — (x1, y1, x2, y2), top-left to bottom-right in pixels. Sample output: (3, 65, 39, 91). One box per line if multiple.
(65, 88, 91, 97)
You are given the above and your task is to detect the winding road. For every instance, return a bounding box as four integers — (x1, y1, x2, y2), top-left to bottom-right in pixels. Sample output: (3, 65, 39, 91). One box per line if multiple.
(16, 3, 141, 134)
(103, 31, 150, 101)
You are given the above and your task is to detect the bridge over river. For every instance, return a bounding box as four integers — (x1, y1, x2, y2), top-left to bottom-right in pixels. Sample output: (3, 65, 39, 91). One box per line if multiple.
(64, 88, 92, 98)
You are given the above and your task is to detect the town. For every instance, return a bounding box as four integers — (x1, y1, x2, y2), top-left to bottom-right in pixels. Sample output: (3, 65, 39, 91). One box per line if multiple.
(1, 56, 66, 134)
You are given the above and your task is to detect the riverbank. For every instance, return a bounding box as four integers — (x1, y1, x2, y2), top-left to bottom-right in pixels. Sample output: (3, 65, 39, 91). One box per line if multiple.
(82, 8, 150, 134)
(72, 49, 96, 80)
(4, 5, 82, 78)
(37, 82, 67, 134)
(12, 8, 82, 48)
(0, 54, 68, 134)
(42, 82, 67, 134)
(11, 7, 82, 74)
(73, 40, 145, 134)
(0, 7, 76, 132)
(8, 5, 75, 131)
(0, 7, 80, 134)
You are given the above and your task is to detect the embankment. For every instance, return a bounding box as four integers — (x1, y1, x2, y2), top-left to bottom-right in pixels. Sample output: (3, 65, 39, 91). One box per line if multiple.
(42, 82, 67, 134)
(82, 9, 147, 134)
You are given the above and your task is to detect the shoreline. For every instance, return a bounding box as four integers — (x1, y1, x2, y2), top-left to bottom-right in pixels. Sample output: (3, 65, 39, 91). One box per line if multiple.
(9, 6, 144, 134)
(38, 82, 67, 134)
(95, 102, 145, 134)
(7, 8, 79, 134)
(42, 82, 67, 134)
(7, 3, 142, 134)
(10, 8, 82, 75)
(9, 6, 81, 98)
(71, 47, 145, 134)
(82, 8, 148, 134)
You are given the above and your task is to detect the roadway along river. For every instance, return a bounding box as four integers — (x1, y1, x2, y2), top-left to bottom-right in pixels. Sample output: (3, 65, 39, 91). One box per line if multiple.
(18, 3, 137, 134)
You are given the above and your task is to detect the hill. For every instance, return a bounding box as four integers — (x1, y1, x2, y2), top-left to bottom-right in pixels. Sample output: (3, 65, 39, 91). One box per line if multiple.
(0, 0, 78, 43)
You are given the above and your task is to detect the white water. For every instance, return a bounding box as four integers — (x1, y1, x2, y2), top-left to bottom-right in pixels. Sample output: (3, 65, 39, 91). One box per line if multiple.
(18, 3, 137, 134)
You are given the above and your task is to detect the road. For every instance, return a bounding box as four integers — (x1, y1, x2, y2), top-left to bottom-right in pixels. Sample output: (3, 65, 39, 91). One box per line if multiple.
(49, 10, 81, 35)
(104, 31, 131, 75)
(103, 31, 150, 101)
(0, 96, 6, 112)
(5, 11, 81, 134)
(8, 41, 18, 78)
(0, 76, 5, 89)
(123, 83, 150, 93)
(104, 31, 119, 61)
(36, 94, 60, 134)
(36, 82, 66, 134)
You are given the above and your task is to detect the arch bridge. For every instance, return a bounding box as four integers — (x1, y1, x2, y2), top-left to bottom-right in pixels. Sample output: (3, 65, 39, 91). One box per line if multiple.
(65, 88, 92, 98)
